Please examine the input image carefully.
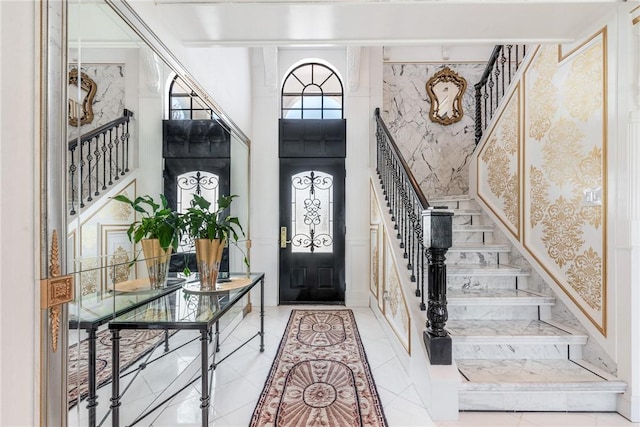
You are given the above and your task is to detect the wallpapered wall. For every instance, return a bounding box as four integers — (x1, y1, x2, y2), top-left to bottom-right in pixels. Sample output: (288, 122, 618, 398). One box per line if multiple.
(476, 30, 607, 334)
(382, 63, 484, 197)
(370, 183, 411, 354)
(68, 180, 136, 297)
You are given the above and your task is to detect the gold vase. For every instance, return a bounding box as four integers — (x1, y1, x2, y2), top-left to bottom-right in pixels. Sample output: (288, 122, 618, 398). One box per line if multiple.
(141, 239, 172, 289)
(195, 238, 225, 290)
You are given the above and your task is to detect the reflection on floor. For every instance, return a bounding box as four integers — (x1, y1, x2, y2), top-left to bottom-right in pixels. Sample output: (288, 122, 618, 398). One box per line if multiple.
(68, 306, 639, 427)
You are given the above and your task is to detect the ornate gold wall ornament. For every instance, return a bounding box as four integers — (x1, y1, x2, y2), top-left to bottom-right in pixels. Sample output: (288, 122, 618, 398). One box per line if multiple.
(109, 246, 132, 284)
(40, 230, 74, 353)
(425, 67, 467, 125)
(563, 42, 603, 121)
(478, 89, 520, 233)
(542, 118, 586, 186)
(529, 166, 548, 228)
(567, 247, 603, 311)
(68, 68, 97, 127)
(541, 195, 585, 268)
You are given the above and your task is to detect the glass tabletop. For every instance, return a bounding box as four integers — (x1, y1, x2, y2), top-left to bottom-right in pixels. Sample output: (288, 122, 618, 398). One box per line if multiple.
(108, 273, 264, 331)
(68, 277, 186, 330)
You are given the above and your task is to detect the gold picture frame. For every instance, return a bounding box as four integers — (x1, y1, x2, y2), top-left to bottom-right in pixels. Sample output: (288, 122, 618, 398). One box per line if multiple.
(68, 68, 97, 127)
(425, 66, 467, 125)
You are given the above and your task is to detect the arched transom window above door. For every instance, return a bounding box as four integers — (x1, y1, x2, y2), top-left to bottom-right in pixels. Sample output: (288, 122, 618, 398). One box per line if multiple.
(169, 74, 220, 120)
(281, 63, 343, 119)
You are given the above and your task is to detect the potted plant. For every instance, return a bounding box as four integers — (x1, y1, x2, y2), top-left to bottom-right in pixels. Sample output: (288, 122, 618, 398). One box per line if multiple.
(182, 194, 245, 290)
(112, 194, 181, 289)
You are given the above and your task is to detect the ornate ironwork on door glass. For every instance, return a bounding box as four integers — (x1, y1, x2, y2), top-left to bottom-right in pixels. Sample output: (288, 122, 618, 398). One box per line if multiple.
(176, 170, 219, 251)
(291, 170, 334, 253)
(176, 171, 220, 214)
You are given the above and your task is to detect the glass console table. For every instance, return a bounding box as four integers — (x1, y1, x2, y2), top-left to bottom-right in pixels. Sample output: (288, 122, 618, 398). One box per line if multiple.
(69, 277, 185, 427)
(108, 272, 265, 427)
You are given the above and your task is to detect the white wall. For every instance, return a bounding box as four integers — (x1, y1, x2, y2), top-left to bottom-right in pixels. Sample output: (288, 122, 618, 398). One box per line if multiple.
(0, 1, 37, 425)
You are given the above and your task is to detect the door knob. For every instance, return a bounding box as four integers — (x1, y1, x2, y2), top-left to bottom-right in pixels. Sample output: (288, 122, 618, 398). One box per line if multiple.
(280, 226, 291, 248)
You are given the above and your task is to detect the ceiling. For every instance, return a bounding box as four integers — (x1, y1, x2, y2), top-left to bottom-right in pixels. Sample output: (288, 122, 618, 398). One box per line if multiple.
(124, 0, 623, 47)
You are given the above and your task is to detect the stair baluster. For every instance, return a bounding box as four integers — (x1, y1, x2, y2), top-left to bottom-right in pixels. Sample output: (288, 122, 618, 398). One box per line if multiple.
(67, 109, 134, 215)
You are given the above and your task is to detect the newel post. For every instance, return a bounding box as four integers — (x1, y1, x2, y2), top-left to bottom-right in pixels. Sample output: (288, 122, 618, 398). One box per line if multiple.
(422, 207, 453, 365)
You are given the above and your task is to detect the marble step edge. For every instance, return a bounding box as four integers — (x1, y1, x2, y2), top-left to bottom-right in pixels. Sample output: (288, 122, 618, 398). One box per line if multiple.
(451, 333, 587, 345)
(452, 224, 494, 232)
(429, 195, 472, 203)
(448, 293, 555, 306)
(458, 359, 626, 392)
(450, 208, 483, 216)
(460, 380, 627, 392)
(449, 243, 511, 252)
(447, 264, 530, 276)
(447, 319, 587, 340)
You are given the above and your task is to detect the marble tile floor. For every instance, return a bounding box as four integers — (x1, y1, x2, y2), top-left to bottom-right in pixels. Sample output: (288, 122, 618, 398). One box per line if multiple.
(68, 306, 639, 427)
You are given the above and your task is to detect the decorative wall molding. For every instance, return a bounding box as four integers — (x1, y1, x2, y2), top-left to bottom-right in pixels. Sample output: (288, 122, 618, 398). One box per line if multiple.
(263, 46, 278, 92)
(347, 46, 361, 92)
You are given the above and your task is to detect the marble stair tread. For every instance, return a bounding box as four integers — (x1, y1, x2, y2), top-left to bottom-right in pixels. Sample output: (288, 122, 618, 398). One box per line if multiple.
(458, 359, 626, 391)
(448, 288, 554, 305)
(449, 243, 511, 252)
(450, 208, 482, 216)
(429, 195, 472, 203)
(447, 319, 588, 344)
(452, 224, 494, 232)
(447, 264, 529, 276)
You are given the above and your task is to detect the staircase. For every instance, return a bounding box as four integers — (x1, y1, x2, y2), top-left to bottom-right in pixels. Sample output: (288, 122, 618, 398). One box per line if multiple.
(430, 194, 626, 412)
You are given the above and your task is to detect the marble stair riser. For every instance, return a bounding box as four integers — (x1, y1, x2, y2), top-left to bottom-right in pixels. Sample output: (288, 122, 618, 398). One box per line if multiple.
(452, 212, 484, 226)
(458, 391, 620, 412)
(445, 250, 506, 265)
(429, 198, 480, 211)
(453, 343, 574, 360)
(447, 304, 541, 320)
(452, 230, 493, 244)
(447, 275, 523, 290)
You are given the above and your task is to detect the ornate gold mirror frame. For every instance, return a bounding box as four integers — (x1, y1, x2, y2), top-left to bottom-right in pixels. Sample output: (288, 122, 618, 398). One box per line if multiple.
(68, 68, 97, 126)
(425, 66, 467, 125)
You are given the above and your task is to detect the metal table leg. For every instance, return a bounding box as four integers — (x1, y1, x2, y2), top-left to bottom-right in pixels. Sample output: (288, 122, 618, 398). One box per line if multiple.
(110, 329, 121, 427)
(260, 277, 264, 352)
(87, 328, 98, 427)
(200, 329, 210, 426)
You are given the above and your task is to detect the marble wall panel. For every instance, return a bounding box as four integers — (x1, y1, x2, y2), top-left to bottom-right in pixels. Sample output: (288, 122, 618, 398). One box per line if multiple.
(383, 63, 485, 197)
(67, 63, 126, 140)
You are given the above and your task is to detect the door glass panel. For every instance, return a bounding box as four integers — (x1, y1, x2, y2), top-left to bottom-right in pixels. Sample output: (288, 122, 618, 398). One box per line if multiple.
(177, 170, 219, 251)
(291, 170, 333, 253)
(176, 170, 220, 214)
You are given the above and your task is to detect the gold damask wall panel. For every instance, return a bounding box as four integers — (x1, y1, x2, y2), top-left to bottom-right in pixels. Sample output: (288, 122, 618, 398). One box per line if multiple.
(477, 85, 521, 238)
(384, 233, 411, 354)
(523, 30, 607, 334)
(76, 180, 137, 296)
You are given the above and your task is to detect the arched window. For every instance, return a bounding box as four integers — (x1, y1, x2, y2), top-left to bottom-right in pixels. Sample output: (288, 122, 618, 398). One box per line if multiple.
(168, 75, 219, 120)
(281, 63, 343, 119)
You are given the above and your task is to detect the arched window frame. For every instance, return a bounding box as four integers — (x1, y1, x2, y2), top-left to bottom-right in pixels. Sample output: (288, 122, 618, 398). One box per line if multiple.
(168, 74, 218, 120)
(281, 62, 344, 119)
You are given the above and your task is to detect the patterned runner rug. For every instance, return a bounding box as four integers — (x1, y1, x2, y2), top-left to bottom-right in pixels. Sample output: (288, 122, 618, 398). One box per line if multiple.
(250, 309, 388, 427)
(68, 329, 168, 409)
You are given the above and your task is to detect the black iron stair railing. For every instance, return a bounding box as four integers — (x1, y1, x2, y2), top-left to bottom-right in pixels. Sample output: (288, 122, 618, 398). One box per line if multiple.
(375, 108, 453, 365)
(475, 44, 527, 144)
(68, 109, 134, 215)
(375, 108, 429, 306)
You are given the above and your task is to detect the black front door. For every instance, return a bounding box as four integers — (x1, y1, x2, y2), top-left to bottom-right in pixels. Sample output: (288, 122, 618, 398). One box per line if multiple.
(162, 120, 231, 274)
(278, 119, 346, 304)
